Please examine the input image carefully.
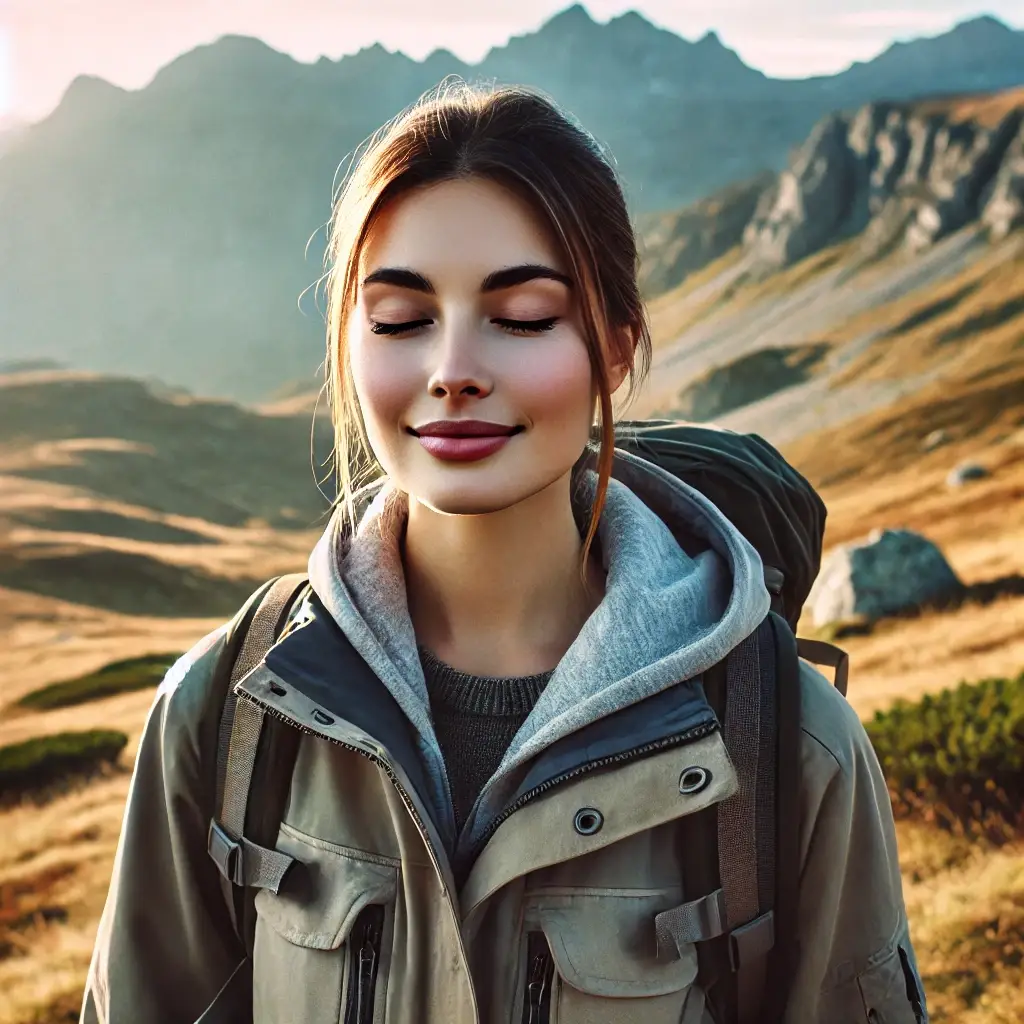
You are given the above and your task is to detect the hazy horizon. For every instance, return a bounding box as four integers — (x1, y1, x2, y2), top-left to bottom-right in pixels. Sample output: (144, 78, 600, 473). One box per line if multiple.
(3, 0, 1023, 122)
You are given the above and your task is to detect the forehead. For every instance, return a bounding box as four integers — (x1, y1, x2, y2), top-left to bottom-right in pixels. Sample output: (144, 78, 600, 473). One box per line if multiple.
(359, 176, 567, 277)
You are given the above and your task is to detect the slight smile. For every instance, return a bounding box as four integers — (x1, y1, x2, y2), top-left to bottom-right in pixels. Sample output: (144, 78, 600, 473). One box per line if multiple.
(408, 420, 525, 463)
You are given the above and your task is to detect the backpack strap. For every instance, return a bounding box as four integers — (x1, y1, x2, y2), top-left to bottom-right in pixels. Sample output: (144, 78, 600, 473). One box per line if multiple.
(206, 572, 311, 944)
(657, 613, 802, 1024)
(796, 637, 850, 696)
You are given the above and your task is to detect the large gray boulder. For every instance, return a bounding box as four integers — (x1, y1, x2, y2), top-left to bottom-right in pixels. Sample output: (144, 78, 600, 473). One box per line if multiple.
(807, 528, 965, 626)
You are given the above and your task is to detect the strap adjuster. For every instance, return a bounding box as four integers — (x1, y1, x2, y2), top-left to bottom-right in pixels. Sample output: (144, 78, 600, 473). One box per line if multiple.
(208, 820, 245, 886)
(728, 910, 775, 971)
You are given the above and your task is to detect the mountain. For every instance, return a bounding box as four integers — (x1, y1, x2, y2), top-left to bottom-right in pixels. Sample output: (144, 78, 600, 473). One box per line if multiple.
(824, 16, 1024, 100)
(636, 172, 774, 295)
(1, 7, 1023, 402)
(743, 88, 1024, 272)
(0, 115, 25, 158)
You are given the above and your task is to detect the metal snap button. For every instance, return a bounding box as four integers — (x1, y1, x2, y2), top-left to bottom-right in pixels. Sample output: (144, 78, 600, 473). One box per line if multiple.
(679, 766, 712, 795)
(312, 709, 334, 726)
(573, 807, 604, 836)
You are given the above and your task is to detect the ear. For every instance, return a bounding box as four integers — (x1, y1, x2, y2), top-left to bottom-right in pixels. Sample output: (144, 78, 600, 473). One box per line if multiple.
(607, 324, 635, 395)
(608, 359, 629, 395)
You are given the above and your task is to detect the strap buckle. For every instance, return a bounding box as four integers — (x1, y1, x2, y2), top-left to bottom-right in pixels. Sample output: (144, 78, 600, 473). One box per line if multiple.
(208, 820, 245, 886)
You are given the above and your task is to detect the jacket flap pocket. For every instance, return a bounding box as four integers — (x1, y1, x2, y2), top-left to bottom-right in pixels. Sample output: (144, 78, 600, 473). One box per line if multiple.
(530, 891, 699, 997)
(254, 824, 399, 951)
(857, 944, 926, 1024)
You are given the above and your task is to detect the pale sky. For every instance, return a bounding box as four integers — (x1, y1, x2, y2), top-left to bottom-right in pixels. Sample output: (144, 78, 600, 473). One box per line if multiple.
(4, 0, 1023, 121)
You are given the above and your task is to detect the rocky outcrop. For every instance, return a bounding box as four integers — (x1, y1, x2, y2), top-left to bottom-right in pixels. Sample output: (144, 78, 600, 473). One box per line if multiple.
(982, 120, 1024, 238)
(741, 117, 862, 266)
(807, 528, 965, 626)
(744, 98, 1024, 272)
(638, 173, 772, 295)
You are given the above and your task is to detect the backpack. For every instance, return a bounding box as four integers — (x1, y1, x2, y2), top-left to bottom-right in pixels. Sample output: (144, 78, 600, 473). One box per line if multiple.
(203, 420, 849, 1024)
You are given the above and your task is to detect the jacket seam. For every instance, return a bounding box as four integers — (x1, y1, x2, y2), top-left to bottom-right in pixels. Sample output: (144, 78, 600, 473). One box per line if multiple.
(799, 724, 844, 774)
(279, 821, 403, 868)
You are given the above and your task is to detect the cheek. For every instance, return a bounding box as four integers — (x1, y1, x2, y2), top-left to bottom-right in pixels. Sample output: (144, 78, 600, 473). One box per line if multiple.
(511, 337, 594, 424)
(349, 336, 417, 436)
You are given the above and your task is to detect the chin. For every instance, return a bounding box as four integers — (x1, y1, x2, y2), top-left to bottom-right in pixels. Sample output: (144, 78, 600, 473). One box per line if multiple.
(412, 486, 530, 517)
(408, 470, 569, 519)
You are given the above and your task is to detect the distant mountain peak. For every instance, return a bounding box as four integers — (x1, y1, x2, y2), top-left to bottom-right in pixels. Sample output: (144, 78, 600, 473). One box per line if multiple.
(954, 13, 1012, 33)
(59, 74, 127, 110)
(543, 3, 595, 31)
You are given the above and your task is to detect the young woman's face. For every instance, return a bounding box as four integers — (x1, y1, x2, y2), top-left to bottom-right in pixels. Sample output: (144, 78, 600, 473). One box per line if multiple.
(349, 176, 598, 516)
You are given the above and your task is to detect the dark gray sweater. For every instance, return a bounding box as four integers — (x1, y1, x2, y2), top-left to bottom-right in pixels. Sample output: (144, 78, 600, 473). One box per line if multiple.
(419, 646, 553, 834)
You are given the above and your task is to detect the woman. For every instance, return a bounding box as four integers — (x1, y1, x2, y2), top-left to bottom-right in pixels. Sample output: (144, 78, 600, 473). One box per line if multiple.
(81, 83, 927, 1023)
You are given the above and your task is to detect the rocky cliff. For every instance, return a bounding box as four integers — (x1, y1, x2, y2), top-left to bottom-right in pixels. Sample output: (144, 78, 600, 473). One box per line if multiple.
(743, 90, 1024, 272)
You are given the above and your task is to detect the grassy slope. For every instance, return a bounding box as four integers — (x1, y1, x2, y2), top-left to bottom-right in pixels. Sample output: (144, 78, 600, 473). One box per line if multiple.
(1, 244, 1024, 1023)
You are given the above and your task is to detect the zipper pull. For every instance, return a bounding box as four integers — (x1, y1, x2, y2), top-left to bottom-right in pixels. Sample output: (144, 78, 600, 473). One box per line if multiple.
(522, 933, 554, 1024)
(356, 925, 379, 1023)
(347, 907, 385, 1024)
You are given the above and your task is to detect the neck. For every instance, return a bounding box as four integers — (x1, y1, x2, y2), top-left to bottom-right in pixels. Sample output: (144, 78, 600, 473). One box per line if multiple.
(402, 472, 604, 677)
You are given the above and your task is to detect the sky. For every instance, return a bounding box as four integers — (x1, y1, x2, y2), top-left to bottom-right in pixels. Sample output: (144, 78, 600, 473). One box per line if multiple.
(3, 0, 1023, 121)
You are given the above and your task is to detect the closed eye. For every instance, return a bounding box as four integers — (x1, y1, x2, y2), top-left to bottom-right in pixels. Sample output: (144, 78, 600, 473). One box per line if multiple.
(370, 316, 560, 337)
(369, 318, 433, 336)
(492, 316, 560, 336)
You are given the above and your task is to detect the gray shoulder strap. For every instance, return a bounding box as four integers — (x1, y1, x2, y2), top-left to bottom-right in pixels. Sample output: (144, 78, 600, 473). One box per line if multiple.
(207, 573, 310, 925)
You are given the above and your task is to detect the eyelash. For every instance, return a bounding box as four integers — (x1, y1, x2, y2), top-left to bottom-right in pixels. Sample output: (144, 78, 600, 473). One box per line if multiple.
(369, 316, 559, 337)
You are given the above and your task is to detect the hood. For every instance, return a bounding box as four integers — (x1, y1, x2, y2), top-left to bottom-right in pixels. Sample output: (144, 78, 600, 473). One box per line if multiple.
(307, 449, 770, 848)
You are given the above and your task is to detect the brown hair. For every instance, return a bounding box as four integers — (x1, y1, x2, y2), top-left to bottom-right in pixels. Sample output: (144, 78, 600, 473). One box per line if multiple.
(323, 80, 651, 569)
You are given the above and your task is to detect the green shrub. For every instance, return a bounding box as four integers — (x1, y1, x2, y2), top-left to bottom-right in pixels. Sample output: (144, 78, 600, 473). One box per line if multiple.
(0, 730, 128, 798)
(16, 653, 181, 711)
(866, 670, 1024, 842)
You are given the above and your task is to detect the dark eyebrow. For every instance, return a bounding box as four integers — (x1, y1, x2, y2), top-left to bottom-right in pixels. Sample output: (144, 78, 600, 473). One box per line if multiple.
(481, 264, 573, 292)
(361, 263, 573, 294)
(362, 268, 434, 293)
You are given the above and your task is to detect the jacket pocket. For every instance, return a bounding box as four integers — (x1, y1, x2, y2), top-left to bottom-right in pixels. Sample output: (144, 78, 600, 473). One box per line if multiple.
(523, 890, 704, 1024)
(821, 942, 928, 1024)
(252, 824, 399, 1024)
(856, 944, 927, 1024)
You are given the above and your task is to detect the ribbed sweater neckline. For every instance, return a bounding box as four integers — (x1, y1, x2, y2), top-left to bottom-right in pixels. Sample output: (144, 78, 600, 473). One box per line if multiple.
(418, 646, 553, 717)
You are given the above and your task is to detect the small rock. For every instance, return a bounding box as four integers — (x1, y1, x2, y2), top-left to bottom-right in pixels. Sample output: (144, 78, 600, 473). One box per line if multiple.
(807, 528, 964, 627)
(946, 462, 990, 487)
(922, 429, 950, 451)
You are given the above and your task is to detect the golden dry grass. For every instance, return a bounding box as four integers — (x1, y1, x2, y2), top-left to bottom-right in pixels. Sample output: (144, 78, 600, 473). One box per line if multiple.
(917, 85, 1024, 128)
(826, 239, 1024, 389)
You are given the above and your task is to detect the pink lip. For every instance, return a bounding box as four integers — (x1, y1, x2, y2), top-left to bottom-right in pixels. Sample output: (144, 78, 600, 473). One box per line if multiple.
(411, 420, 522, 462)
(417, 434, 514, 462)
(412, 420, 519, 437)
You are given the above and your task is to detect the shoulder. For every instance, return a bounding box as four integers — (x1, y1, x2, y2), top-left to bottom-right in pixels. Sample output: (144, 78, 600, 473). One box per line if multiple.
(795, 659, 897, 864)
(795, 658, 893, 837)
(157, 624, 231, 704)
(148, 623, 233, 760)
(797, 657, 873, 781)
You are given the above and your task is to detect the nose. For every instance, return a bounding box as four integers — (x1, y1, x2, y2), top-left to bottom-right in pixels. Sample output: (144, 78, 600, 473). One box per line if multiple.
(426, 322, 494, 400)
